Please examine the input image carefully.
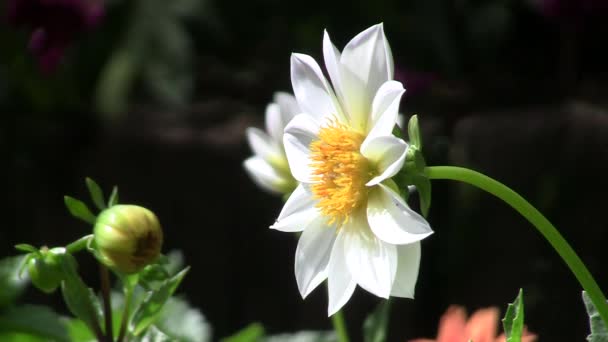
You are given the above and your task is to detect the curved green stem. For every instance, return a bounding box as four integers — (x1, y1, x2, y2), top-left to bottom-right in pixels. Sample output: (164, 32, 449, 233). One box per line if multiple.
(66, 235, 93, 254)
(331, 310, 349, 342)
(425, 166, 608, 327)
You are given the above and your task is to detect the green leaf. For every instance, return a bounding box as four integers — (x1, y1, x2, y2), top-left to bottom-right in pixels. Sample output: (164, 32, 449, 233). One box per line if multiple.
(131, 267, 190, 336)
(502, 289, 524, 342)
(583, 291, 608, 342)
(65, 318, 95, 342)
(221, 323, 265, 342)
(363, 300, 391, 342)
(154, 297, 212, 342)
(0, 332, 50, 341)
(0, 255, 29, 307)
(407, 115, 422, 149)
(63, 196, 97, 224)
(108, 186, 119, 207)
(14, 244, 37, 253)
(60, 256, 102, 336)
(0, 305, 70, 341)
(138, 325, 178, 341)
(85, 178, 106, 211)
(413, 175, 432, 218)
(265, 331, 336, 342)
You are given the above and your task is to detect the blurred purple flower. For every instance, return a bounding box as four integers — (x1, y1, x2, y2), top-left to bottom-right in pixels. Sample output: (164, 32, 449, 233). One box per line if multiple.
(534, 0, 608, 22)
(7, 0, 104, 73)
(394, 67, 438, 97)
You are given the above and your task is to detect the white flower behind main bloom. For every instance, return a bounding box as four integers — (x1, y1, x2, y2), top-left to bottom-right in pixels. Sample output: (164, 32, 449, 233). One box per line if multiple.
(271, 24, 433, 315)
(244, 92, 300, 194)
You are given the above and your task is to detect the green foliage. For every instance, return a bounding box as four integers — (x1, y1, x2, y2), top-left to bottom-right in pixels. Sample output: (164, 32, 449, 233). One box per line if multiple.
(60, 255, 103, 336)
(583, 291, 608, 342)
(65, 317, 95, 341)
(0, 305, 69, 341)
(265, 331, 336, 342)
(139, 325, 177, 341)
(95, 0, 193, 118)
(221, 323, 265, 342)
(363, 300, 391, 342)
(108, 186, 120, 207)
(0, 255, 28, 308)
(407, 115, 422, 150)
(25, 248, 69, 294)
(154, 297, 212, 342)
(393, 115, 432, 217)
(502, 289, 524, 342)
(14, 244, 37, 253)
(131, 267, 190, 336)
(85, 178, 107, 211)
(63, 196, 97, 225)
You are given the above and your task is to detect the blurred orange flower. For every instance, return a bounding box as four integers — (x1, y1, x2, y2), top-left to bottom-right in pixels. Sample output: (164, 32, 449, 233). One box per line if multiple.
(410, 306, 537, 342)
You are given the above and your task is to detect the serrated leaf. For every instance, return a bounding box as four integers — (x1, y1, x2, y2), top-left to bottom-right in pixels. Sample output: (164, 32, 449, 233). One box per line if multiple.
(0, 304, 70, 341)
(0, 255, 29, 307)
(155, 297, 212, 342)
(60, 256, 102, 336)
(131, 267, 190, 336)
(85, 178, 106, 211)
(221, 323, 265, 342)
(583, 291, 608, 342)
(14, 244, 37, 253)
(502, 289, 524, 342)
(363, 300, 391, 342)
(63, 196, 97, 224)
(108, 186, 119, 207)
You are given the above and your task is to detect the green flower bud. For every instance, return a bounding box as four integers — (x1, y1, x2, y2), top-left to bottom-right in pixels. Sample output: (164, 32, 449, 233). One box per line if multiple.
(93, 205, 163, 274)
(27, 247, 71, 293)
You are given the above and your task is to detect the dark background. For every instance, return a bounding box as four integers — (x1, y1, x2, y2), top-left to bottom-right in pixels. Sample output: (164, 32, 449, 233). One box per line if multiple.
(1, 0, 608, 340)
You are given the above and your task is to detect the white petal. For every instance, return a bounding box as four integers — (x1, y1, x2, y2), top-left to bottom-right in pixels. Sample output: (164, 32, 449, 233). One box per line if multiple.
(271, 184, 317, 232)
(367, 184, 433, 244)
(295, 218, 337, 298)
(367, 80, 404, 137)
(340, 24, 394, 101)
(265, 103, 283, 143)
(283, 114, 320, 183)
(290, 53, 340, 121)
(327, 229, 357, 316)
(274, 92, 300, 127)
(246, 127, 281, 163)
(361, 136, 408, 186)
(343, 219, 397, 298)
(323, 30, 344, 105)
(243, 157, 288, 194)
(390, 242, 421, 298)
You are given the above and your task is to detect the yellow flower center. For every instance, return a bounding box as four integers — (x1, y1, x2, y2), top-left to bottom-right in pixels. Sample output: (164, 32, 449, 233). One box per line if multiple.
(310, 121, 371, 226)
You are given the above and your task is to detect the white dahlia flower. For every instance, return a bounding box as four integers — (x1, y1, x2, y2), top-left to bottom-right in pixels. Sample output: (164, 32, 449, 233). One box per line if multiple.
(244, 92, 300, 194)
(271, 24, 433, 315)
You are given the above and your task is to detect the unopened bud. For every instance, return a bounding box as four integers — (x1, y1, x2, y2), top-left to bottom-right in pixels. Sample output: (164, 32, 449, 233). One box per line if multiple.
(27, 247, 72, 293)
(93, 205, 163, 274)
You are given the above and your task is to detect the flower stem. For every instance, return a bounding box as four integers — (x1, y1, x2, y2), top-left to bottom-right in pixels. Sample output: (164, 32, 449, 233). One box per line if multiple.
(117, 284, 133, 342)
(99, 265, 114, 341)
(331, 310, 349, 342)
(66, 234, 93, 254)
(424, 165, 608, 327)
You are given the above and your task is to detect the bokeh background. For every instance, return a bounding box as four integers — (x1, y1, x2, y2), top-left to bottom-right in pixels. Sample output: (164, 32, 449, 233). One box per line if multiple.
(2, 0, 608, 340)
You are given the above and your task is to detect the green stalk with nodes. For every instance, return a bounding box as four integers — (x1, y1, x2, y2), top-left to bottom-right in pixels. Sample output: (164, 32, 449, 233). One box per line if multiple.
(16, 178, 189, 342)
